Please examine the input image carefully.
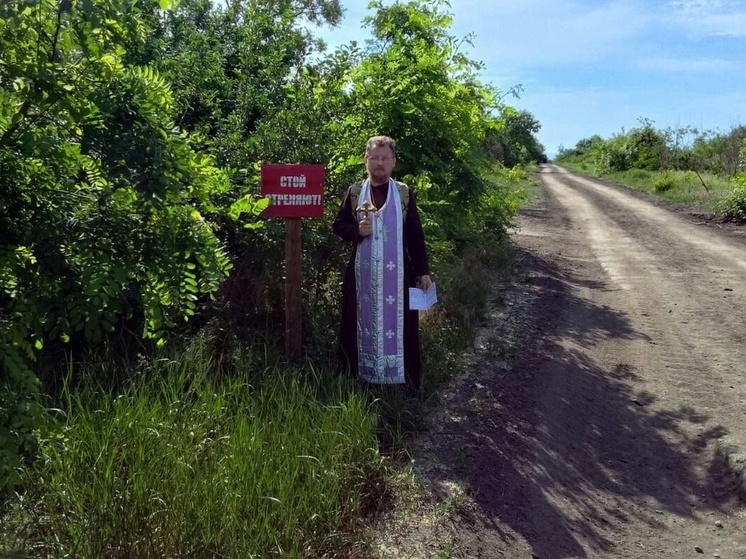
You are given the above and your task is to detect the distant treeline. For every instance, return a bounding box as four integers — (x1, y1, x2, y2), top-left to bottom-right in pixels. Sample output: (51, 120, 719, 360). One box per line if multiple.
(555, 119, 746, 221)
(557, 119, 745, 176)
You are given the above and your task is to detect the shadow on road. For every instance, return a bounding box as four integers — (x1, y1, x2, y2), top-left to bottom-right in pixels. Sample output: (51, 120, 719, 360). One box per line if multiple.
(421, 248, 734, 558)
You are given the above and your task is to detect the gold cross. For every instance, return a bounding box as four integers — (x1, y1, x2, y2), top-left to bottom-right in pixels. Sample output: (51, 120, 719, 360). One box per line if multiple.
(356, 199, 376, 218)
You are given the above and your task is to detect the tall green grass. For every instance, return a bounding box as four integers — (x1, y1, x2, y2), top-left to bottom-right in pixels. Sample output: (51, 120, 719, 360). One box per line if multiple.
(604, 168, 733, 212)
(2, 343, 382, 559)
(559, 161, 735, 214)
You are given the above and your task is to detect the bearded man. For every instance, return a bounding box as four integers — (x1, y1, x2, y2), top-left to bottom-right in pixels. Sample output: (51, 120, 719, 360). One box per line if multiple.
(333, 135, 432, 395)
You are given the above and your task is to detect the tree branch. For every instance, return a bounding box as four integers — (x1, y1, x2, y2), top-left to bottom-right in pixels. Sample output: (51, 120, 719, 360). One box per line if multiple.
(694, 170, 712, 198)
(0, 99, 33, 148)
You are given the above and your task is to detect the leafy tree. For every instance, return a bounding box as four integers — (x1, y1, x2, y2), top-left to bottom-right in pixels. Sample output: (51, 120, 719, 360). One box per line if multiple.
(487, 106, 544, 167)
(720, 125, 746, 176)
(123, 0, 529, 344)
(560, 121, 744, 179)
(574, 135, 605, 155)
(341, 0, 501, 247)
(0, 0, 255, 492)
(660, 124, 701, 169)
(124, 0, 353, 336)
(564, 123, 664, 173)
(0, 0, 535, 499)
(137, 0, 343, 163)
(627, 119, 666, 170)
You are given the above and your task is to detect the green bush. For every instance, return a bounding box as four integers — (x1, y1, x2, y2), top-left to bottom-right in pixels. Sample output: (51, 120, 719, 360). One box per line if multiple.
(719, 179, 746, 222)
(0, 366, 44, 495)
(653, 171, 676, 193)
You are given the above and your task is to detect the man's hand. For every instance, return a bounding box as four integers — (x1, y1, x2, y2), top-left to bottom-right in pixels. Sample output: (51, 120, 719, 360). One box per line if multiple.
(419, 274, 432, 292)
(359, 216, 372, 237)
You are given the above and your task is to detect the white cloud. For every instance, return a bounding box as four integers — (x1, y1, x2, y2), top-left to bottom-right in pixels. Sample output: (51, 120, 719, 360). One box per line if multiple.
(312, 0, 746, 157)
(450, 0, 654, 68)
(667, 0, 746, 37)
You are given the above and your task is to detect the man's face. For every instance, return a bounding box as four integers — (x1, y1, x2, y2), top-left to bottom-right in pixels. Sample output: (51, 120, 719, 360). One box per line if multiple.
(365, 145, 396, 184)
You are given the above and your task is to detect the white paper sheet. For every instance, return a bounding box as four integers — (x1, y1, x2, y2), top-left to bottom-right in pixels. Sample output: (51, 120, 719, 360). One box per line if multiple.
(408, 283, 438, 311)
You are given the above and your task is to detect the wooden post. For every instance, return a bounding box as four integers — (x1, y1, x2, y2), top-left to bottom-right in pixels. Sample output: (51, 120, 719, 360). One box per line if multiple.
(285, 218, 303, 362)
(260, 164, 324, 363)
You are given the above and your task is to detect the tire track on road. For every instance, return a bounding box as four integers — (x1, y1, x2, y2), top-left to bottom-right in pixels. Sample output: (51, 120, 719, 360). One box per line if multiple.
(540, 166, 746, 463)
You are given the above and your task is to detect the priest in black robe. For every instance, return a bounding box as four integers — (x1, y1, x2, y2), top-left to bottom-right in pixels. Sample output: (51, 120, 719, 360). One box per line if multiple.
(332, 135, 432, 395)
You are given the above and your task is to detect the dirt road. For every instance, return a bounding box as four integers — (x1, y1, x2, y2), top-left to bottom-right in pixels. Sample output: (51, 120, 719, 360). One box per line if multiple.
(377, 166, 746, 558)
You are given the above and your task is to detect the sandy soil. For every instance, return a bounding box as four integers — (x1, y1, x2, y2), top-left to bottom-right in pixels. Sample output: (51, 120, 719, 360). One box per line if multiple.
(374, 165, 746, 558)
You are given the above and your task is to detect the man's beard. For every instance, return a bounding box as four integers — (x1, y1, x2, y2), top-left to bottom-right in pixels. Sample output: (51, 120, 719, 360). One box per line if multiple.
(371, 168, 388, 182)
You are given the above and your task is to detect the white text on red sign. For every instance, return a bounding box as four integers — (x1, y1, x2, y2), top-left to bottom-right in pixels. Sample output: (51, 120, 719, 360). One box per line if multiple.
(267, 193, 322, 206)
(280, 175, 307, 188)
(260, 163, 324, 218)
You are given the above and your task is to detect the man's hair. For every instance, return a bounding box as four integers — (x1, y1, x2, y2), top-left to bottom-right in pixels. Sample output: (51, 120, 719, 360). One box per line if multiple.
(365, 135, 396, 157)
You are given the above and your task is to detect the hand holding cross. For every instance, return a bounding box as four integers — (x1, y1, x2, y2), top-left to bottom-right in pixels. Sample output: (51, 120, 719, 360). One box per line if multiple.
(356, 200, 376, 237)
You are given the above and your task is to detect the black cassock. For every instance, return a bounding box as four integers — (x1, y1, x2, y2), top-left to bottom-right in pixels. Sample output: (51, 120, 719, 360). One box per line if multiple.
(332, 181, 431, 392)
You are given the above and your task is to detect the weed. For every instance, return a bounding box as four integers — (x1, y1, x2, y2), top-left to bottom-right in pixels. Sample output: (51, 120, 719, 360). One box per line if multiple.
(719, 179, 746, 222)
(653, 171, 676, 192)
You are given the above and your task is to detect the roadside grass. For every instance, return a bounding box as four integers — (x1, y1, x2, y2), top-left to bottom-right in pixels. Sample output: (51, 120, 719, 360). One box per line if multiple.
(605, 168, 732, 212)
(419, 167, 525, 397)
(519, 163, 545, 206)
(414, 164, 527, 401)
(1, 339, 385, 559)
(558, 159, 734, 214)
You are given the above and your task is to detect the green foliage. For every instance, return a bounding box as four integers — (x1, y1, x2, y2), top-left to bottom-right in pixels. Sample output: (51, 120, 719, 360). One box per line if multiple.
(653, 170, 675, 192)
(1, 0, 534, 518)
(574, 135, 605, 154)
(416, 168, 527, 399)
(0, 362, 43, 493)
(438, 169, 523, 318)
(346, 0, 524, 247)
(486, 106, 545, 167)
(628, 119, 666, 170)
(557, 163, 735, 214)
(558, 122, 744, 179)
(0, 0, 238, 493)
(141, 0, 532, 351)
(595, 134, 635, 172)
(695, 125, 746, 176)
(720, 175, 746, 222)
(135, 0, 358, 333)
(557, 121, 746, 217)
(3, 344, 381, 558)
(147, 0, 343, 159)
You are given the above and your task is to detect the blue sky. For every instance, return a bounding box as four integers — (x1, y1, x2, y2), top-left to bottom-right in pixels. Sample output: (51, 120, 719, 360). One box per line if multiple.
(311, 0, 746, 157)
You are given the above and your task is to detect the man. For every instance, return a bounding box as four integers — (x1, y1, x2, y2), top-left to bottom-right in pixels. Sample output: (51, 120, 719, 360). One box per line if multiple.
(333, 135, 432, 395)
